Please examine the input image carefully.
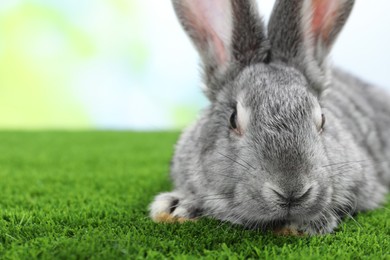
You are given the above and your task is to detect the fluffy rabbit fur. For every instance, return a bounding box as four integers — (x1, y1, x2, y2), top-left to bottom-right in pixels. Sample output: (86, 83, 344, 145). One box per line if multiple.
(149, 0, 390, 235)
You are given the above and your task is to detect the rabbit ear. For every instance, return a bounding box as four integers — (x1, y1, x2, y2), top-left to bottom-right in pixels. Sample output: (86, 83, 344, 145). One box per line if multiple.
(172, 0, 269, 100)
(268, 0, 355, 92)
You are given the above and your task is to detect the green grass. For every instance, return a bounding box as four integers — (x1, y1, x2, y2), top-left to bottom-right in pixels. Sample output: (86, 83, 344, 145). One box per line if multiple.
(0, 131, 389, 259)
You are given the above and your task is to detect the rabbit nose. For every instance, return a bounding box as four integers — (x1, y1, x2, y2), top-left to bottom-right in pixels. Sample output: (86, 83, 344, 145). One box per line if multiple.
(272, 187, 312, 208)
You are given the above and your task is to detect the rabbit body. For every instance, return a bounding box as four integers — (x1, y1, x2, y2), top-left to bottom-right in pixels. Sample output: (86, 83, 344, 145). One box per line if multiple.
(149, 0, 390, 234)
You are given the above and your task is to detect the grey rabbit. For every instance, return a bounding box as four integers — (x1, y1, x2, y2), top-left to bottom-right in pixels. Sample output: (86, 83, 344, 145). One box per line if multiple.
(149, 0, 390, 235)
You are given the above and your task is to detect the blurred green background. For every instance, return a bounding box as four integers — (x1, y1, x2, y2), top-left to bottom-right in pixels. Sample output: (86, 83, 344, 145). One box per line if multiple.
(0, 0, 389, 130)
(0, 0, 205, 129)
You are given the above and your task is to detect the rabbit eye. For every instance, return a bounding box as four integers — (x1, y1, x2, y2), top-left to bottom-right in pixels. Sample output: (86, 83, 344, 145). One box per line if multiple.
(229, 100, 248, 136)
(230, 108, 238, 131)
(319, 114, 326, 133)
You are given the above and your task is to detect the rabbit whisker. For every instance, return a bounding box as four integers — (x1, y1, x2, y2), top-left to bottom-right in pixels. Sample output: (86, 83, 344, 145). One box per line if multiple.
(217, 152, 250, 171)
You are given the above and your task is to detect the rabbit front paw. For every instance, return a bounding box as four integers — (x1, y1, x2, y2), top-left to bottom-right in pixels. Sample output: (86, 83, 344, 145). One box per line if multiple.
(295, 214, 339, 235)
(274, 213, 339, 236)
(149, 191, 201, 223)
